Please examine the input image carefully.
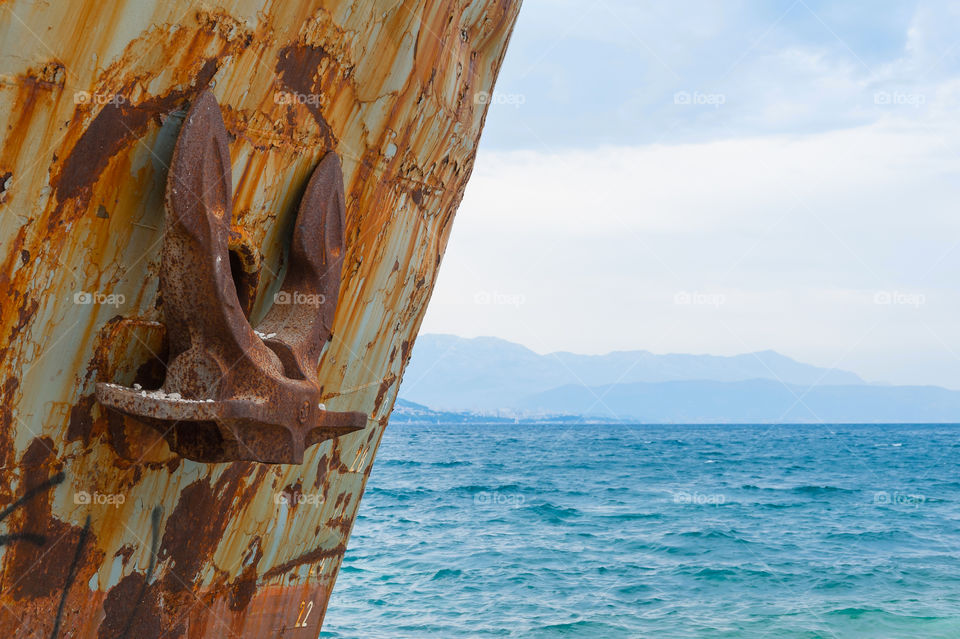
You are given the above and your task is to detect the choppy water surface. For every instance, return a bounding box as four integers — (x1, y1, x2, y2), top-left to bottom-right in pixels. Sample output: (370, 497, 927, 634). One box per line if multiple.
(320, 424, 960, 638)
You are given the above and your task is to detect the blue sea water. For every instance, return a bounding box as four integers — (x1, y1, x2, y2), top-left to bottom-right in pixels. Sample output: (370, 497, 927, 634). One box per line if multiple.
(320, 423, 960, 638)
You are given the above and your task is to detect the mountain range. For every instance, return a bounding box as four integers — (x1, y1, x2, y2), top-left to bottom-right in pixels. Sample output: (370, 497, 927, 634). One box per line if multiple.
(396, 334, 960, 422)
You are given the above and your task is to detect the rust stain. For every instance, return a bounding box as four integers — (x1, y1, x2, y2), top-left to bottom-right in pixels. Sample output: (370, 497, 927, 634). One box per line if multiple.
(275, 43, 336, 148)
(3, 438, 103, 601)
(97, 572, 163, 638)
(66, 393, 96, 443)
(159, 463, 260, 588)
(262, 542, 346, 580)
(54, 59, 219, 207)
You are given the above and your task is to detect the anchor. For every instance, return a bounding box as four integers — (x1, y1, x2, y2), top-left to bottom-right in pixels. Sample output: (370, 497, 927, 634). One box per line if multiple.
(96, 90, 366, 464)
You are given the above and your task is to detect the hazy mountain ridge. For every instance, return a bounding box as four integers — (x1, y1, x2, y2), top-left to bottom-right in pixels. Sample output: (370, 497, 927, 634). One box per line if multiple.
(399, 334, 865, 411)
(396, 334, 960, 422)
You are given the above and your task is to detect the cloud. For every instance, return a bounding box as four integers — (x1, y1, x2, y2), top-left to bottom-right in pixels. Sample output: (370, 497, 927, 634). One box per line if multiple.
(420, 1, 960, 389)
(481, 0, 960, 148)
(423, 113, 960, 387)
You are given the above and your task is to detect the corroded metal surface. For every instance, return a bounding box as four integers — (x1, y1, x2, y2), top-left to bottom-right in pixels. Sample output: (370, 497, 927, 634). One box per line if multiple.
(0, 0, 520, 636)
(96, 90, 366, 464)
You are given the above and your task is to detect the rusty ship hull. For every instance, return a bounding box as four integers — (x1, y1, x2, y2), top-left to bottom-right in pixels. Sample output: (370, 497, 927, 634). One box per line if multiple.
(0, 1, 520, 636)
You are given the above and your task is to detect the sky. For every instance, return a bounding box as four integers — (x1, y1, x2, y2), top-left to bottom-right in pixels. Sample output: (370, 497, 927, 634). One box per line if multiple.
(418, 0, 960, 389)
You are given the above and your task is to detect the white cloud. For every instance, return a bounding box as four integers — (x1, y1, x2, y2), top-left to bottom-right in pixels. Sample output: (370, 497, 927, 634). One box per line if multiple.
(422, 114, 960, 387)
(420, 1, 960, 389)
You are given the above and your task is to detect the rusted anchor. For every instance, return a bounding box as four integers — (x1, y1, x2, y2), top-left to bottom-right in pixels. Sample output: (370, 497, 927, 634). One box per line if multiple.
(96, 90, 366, 464)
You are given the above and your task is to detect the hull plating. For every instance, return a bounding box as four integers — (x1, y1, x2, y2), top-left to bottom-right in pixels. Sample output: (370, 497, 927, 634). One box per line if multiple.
(0, 1, 520, 635)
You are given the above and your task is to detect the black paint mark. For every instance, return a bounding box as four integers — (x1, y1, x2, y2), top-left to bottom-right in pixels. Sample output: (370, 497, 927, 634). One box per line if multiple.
(0, 472, 69, 632)
(0, 532, 46, 546)
(0, 471, 66, 536)
(117, 505, 162, 639)
(50, 514, 90, 639)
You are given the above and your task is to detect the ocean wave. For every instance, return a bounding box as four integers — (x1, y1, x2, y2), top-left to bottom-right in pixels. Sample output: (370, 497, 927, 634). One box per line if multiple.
(824, 606, 896, 618)
(455, 483, 524, 495)
(737, 484, 857, 496)
(671, 529, 750, 543)
(791, 485, 857, 495)
(526, 503, 583, 522)
(338, 565, 365, 573)
(527, 620, 633, 636)
(379, 459, 424, 467)
(674, 565, 776, 581)
(690, 566, 738, 580)
(430, 568, 463, 580)
(598, 512, 663, 522)
(365, 486, 437, 500)
(824, 529, 916, 542)
(752, 501, 801, 510)
(740, 484, 776, 491)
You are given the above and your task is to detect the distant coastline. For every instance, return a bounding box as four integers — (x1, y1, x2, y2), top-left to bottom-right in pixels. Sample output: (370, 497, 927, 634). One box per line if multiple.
(391, 397, 960, 425)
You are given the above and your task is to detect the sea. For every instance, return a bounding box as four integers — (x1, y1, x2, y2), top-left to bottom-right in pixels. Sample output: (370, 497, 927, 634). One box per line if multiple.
(319, 423, 960, 638)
